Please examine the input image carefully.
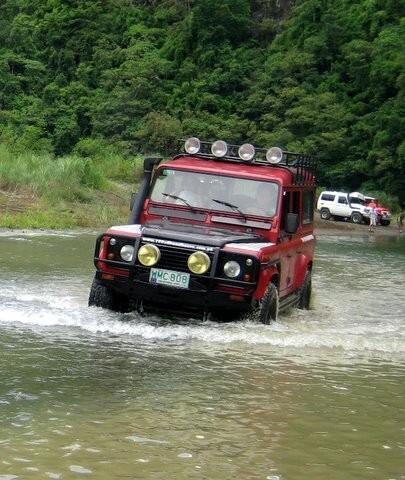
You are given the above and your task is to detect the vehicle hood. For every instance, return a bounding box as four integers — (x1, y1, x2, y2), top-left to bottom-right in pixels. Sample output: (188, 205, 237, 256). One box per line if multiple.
(349, 191, 366, 201)
(141, 220, 265, 247)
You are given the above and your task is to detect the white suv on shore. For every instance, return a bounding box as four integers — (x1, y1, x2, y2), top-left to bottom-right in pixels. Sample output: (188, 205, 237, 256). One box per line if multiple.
(317, 191, 370, 224)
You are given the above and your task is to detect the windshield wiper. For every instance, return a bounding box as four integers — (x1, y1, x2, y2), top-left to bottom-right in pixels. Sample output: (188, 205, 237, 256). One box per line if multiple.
(212, 199, 247, 222)
(162, 193, 197, 212)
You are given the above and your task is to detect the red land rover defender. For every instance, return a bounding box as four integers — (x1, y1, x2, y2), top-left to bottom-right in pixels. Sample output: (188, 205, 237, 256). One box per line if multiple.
(88, 138, 317, 323)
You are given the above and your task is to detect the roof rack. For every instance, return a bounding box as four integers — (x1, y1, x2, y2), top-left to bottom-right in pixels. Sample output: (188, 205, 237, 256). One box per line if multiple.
(179, 138, 317, 186)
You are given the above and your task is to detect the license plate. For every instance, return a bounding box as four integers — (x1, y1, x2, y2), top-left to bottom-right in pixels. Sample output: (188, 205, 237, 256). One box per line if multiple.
(149, 268, 190, 289)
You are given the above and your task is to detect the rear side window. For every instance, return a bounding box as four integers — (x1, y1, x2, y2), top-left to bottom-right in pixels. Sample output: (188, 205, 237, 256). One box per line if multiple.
(338, 196, 347, 204)
(321, 193, 335, 201)
(281, 190, 314, 228)
(303, 190, 314, 224)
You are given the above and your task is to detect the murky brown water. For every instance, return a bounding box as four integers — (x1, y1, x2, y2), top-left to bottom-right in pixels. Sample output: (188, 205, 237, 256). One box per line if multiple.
(0, 231, 404, 479)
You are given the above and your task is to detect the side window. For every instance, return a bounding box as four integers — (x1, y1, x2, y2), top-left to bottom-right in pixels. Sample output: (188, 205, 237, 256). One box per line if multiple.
(338, 196, 347, 204)
(303, 190, 314, 224)
(281, 190, 300, 230)
(280, 191, 291, 230)
(321, 193, 335, 202)
(292, 191, 300, 215)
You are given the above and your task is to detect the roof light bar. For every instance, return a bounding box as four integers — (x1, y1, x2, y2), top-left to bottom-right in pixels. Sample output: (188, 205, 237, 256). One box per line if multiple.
(182, 137, 317, 186)
(183, 138, 291, 166)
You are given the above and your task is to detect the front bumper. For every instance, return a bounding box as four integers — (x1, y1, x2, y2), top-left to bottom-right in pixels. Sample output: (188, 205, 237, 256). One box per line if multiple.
(95, 270, 256, 315)
(93, 231, 262, 315)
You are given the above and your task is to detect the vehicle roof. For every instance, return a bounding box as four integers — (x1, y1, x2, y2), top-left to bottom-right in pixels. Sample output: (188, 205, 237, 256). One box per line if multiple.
(320, 190, 365, 200)
(320, 190, 348, 195)
(162, 156, 297, 184)
(349, 191, 365, 200)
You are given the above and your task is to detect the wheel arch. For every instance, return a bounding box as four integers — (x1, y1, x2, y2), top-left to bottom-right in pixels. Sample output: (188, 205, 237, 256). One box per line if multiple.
(254, 262, 280, 300)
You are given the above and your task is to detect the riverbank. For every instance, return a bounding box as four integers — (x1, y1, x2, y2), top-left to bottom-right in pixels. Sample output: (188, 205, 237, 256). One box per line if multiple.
(0, 144, 142, 230)
(0, 182, 133, 230)
(0, 181, 402, 236)
(0, 214, 401, 238)
(314, 216, 402, 237)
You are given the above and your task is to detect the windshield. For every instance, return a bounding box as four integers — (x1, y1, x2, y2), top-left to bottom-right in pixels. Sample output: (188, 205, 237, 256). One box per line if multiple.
(150, 169, 279, 217)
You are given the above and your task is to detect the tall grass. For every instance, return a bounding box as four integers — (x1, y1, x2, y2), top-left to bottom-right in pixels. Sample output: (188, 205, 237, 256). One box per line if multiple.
(0, 142, 144, 228)
(72, 138, 144, 182)
(0, 143, 144, 201)
(0, 144, 102, 200)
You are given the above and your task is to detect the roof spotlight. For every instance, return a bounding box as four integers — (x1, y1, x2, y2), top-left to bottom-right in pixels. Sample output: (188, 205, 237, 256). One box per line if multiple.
(184, 137, 201, 154)
(238, 143, 255, 161)
(266, 147, 283, 164)
(211, 140, 228, 157)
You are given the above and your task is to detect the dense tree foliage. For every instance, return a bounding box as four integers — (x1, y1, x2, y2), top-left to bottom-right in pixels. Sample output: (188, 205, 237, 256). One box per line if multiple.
(0, 0, 404, 203)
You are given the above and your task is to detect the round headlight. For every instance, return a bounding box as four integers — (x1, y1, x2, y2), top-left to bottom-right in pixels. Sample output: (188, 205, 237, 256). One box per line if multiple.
(223, 260, 241, 278)
(266, 147, 283, 164)
(238, 143, 255, 161)
(185, 137, 201, 154)
(211, 140, 227, 157)
(138, 244, 161, 266)
(120, 244, 134, 262)
(188, 251, 211, 274)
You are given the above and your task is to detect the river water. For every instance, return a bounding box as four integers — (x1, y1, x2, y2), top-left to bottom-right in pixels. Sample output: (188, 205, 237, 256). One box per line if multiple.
(0, 230, 404, 480)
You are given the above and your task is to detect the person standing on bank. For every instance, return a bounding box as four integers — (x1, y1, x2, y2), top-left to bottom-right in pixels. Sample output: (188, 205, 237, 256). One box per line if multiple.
(368, 204, 378, 232)
(397, 211, 405, 234)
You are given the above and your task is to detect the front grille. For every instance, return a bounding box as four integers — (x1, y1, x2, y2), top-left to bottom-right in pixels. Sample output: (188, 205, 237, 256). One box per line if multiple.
(138, 241, 216, 275)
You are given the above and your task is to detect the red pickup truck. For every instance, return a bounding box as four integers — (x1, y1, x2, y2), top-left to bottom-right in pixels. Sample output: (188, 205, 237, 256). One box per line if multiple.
(364, 196, 392, 226)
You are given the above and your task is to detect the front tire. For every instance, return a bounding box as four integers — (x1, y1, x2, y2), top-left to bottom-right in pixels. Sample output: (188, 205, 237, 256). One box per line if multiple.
(256, 283, 279, 324)
(351, 212, 363, 224)
(298, 270, 312, 310)
(88, 278, 130, 312)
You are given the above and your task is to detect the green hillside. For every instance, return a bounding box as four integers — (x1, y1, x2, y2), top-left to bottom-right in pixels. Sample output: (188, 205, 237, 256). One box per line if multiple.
(0, 0, 404, 204)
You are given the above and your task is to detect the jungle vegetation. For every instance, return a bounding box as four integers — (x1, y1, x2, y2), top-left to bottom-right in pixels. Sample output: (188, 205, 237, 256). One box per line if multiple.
(0, 0, 404, 208)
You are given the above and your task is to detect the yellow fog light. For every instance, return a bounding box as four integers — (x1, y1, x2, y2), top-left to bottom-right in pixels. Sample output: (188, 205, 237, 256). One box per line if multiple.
(138, 244, 161, 266)
(187, 251, 211, 275)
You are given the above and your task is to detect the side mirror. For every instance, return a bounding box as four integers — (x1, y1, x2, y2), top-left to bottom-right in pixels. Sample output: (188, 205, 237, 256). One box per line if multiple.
(285, 213, 299, 234)
(130, 192, 137, 210)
